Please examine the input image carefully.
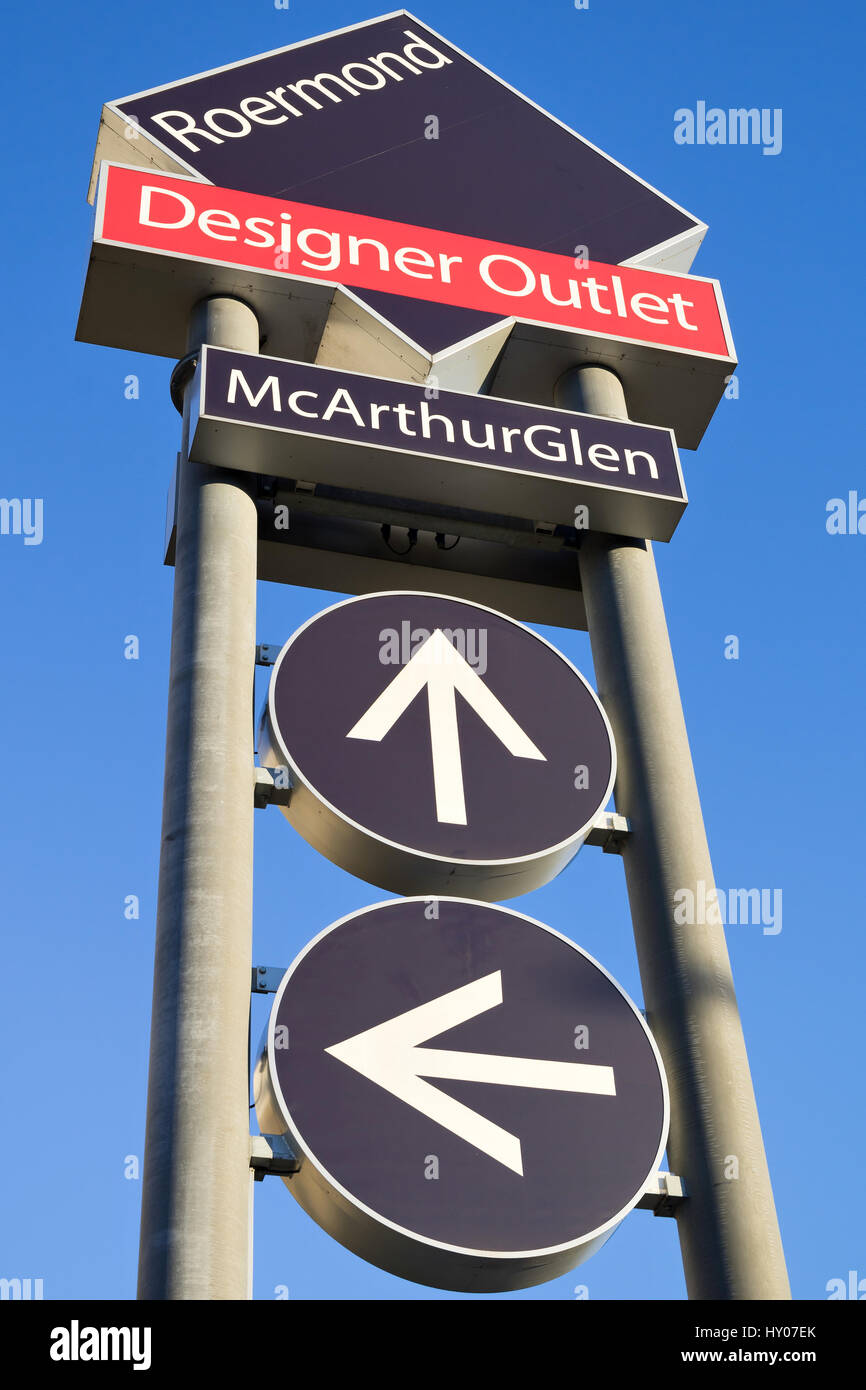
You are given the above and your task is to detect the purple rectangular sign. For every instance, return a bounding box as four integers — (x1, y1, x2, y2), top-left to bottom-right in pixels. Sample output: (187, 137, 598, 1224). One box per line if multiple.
(189, 347, 687, 540)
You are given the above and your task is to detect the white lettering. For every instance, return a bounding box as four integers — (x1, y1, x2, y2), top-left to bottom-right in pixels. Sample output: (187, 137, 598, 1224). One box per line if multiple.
(394, 246, 435, 278)
(461, 419, 496, 450)
(624, 448, 658, 478)
(419, 401, 454, 442)
(539, 273, 581, 308)
(501, 426, 522, 454)
(287, 74, 358, 109)
(151, 111, 222, 151)
(203, 108, 252, 138)
(297, 227, 342, 273)
(569, 428, 584, 468)
(145, 35, 454, 158)
(239, 96, 288, 126)
(587, 443, 620, 471)
(322, 388, 365, 427)
(629, 291, 669, 324)
(348, 235, 390, 272)
(288, 390, 319, 418)
(265, 87, 304, 118)
(341, 62, 388, 90)
(243, 216, 276, 248)
(198, 208, 240, 241)
(438, 252, 463, 283)
(524, 425, 567, 463)
(227, 370, 281, 411)
(402, 29, 454, 69)
(478, 253, 535, 297)
(667, 292, 699, 330)
(583, 277, 611, 314)
(139, 186, 194, 230)
(393, 403, 417, 436)
(369, 50, 422, 79)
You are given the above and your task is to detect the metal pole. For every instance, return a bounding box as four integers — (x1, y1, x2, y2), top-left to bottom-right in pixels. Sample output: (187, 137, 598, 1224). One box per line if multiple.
(138, 296, 260, 1300)
(556, 365, 790, 1300)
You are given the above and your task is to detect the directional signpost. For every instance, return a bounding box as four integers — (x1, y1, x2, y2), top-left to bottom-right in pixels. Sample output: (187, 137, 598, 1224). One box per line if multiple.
(259, 591, 615, 899)
(254, 897, 668, 1292)
(75, 9, 790, 1305)
(92, 11, 708, 355)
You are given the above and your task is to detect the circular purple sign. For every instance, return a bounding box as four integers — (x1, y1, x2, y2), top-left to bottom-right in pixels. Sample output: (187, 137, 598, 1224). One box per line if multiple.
(260, 592, 615, 899)
(255, 898, 668, 1292)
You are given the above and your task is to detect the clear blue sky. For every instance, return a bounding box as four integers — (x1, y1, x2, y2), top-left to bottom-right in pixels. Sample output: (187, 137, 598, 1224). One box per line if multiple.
(1, 0, 863, 1301)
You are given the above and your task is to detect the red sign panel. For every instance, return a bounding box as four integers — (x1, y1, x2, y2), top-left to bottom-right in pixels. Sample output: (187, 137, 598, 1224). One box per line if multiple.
(96, 164, 732, 360)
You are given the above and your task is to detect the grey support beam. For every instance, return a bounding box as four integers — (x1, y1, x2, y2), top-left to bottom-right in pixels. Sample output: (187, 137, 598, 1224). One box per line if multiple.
(137, 297, 260, 1300)
(556, 364, 790, 1301)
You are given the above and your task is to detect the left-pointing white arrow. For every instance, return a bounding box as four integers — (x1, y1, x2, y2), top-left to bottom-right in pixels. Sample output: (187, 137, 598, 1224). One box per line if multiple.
(325, 971, 616, 1176)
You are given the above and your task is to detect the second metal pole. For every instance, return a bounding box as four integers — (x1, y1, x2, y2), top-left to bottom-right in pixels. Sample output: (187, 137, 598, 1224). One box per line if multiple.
(556, 365, 790, 1300)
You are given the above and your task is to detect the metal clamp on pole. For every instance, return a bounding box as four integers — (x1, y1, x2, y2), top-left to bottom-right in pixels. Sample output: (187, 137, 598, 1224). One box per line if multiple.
(584, 810, 631, 853)
(255, 643, 282, 666)
(251, 964, 288, 994)
(253, 767, 291, 809)
(636, 1172, 687, 1218)
(250, 1134, 301, 1181)
(169, 351, 199, 415)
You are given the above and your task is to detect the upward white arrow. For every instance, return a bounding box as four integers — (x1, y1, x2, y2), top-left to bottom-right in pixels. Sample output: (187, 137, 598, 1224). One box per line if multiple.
(346, 628, 545, 825)
(326, 971, 616, 1176)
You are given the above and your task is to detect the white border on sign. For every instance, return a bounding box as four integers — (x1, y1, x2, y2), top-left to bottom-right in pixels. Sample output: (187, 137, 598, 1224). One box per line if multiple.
(263, 589, 617, 872)
(265, 895, 671, 1264)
